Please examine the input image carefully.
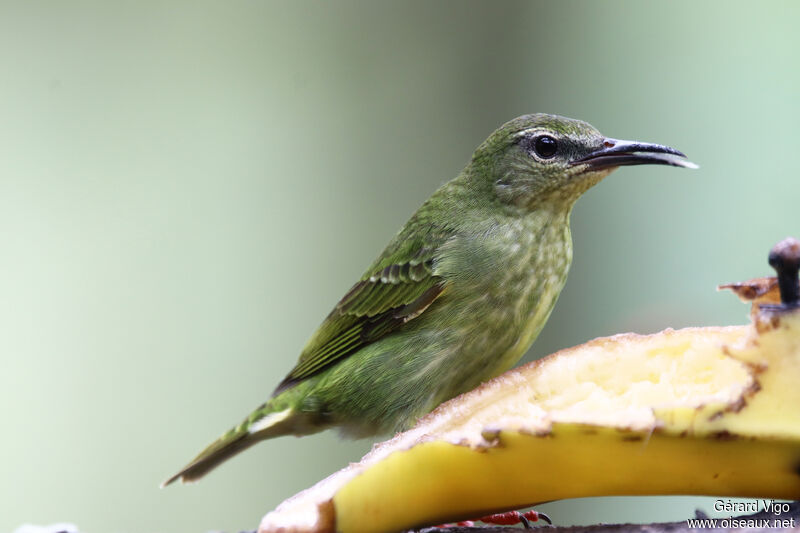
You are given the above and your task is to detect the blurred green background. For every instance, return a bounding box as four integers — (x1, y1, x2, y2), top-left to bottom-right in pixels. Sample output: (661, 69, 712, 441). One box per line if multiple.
(2, 1, 798, 531)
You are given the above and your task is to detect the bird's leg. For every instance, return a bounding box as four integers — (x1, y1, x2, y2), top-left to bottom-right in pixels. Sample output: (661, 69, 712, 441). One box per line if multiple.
(430, 509, 551, 529)
(427, 520, 475, 529)
(475, 509, 552, 528)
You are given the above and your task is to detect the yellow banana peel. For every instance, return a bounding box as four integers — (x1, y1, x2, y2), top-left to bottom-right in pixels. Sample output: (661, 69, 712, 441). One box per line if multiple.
(260, 274, 800, 533)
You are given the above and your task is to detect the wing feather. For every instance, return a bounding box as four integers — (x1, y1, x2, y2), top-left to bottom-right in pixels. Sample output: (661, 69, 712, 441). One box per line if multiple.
(274, 230, 448, 394)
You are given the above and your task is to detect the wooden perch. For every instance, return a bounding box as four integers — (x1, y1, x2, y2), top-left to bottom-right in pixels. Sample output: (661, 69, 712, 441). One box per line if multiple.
(416, 501, 800, 532)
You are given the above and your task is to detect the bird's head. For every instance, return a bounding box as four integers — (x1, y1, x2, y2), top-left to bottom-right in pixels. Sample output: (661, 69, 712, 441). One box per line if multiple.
(472, 113, 697, 210)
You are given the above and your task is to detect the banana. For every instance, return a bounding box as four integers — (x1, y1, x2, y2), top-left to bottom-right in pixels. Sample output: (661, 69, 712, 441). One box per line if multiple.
(260, 247, 800, 533)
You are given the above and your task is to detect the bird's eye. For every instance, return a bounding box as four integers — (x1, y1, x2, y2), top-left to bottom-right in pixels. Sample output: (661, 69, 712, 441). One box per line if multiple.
(533, 135, 558, 159)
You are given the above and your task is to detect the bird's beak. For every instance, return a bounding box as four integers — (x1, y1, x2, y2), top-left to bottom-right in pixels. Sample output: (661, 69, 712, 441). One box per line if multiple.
(571, 139, 698, 171)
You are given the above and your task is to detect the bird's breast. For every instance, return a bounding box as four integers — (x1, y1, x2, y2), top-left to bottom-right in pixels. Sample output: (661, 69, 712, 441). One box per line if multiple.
(433, 212, 573, 379)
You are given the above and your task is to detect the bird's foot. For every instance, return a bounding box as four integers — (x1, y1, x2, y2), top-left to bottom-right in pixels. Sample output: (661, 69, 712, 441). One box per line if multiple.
(475, 510, 552, 528)
(432, 509, 551, 529)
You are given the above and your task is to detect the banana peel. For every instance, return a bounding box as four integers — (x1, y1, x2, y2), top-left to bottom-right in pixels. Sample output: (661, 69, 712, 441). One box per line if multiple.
(260, 275, 800, 533)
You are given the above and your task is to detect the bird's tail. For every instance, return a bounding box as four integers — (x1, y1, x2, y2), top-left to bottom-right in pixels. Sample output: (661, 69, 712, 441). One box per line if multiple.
(162, 398, 300, 487)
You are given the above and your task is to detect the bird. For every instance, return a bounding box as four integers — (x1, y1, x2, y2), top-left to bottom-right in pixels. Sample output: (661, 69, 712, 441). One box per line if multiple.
(163, 113, 696, 486)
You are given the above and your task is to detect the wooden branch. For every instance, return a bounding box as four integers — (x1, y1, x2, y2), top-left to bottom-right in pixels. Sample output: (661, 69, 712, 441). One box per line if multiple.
(418, 501, 800, 532)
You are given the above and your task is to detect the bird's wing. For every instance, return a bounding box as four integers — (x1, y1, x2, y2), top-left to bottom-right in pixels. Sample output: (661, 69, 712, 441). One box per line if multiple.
(274, 229, 449, 394)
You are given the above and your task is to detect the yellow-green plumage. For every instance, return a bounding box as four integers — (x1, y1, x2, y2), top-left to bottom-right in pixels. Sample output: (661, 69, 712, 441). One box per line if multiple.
(163, 113, 696, 486)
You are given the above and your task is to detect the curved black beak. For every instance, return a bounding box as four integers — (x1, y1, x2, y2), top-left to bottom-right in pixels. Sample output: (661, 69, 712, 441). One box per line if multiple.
(571, 139, 698, 171)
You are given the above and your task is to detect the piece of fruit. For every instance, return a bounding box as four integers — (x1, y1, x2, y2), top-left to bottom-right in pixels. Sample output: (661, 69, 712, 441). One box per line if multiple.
(260, 239, 800, 533)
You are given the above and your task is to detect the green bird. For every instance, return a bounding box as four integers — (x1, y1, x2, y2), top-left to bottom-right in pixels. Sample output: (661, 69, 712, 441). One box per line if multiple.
(163, 113, 696, 486)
